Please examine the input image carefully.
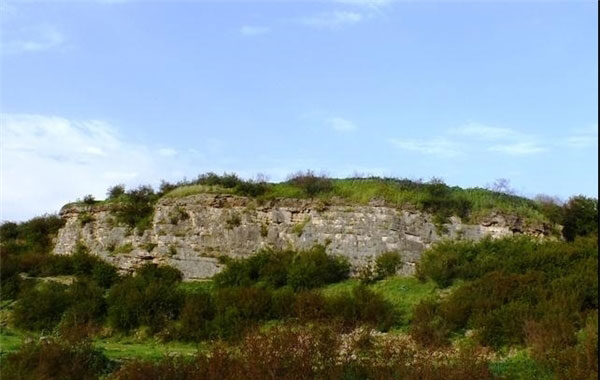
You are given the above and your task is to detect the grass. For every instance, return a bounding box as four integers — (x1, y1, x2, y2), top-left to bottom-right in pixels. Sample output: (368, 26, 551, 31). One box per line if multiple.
(178, 280, 215, 294)
(489, 350, 554, 380)
(163, 184, 236, 198)
(95, 337, 205, 360)
(65, 177, 553, 227)
(0, 328, 27, 356)
(160, 178, 550, 225)
(321, 276, 438, 328)
(0, 328, 205, 360)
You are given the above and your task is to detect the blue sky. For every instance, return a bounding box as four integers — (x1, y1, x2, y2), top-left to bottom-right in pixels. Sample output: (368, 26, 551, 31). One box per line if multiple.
(1, 0, 597, 221)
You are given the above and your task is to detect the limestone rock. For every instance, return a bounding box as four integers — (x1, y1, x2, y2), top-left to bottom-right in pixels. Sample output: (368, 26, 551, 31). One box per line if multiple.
(53, 194, 553, 279)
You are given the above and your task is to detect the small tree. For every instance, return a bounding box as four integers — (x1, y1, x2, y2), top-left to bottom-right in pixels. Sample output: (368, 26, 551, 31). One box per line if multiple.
(106, 184, 126, 199)
(562, 196, 598, 241)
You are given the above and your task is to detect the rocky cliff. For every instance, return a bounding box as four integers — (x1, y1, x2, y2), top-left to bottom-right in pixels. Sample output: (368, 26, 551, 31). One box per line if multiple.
(53, 194, 551, 279)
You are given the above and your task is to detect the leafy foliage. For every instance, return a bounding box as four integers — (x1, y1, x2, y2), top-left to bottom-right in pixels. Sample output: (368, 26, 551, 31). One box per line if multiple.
(107, 264, 184, 332)
(214, 245, 349, 290)
(413, 236, 598, 353)
(562, 195, 598, 241)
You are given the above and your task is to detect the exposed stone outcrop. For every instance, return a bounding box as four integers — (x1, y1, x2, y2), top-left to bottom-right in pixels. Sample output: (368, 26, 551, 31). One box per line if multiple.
(53, 194, 552, 279)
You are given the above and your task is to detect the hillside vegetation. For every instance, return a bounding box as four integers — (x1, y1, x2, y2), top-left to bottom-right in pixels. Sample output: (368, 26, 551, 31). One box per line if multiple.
(66, 172, 579, 230)
(0, 174, 597, 380)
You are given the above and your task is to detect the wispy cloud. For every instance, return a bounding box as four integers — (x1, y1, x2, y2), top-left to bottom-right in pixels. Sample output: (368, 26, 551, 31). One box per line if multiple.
(333, 0, 395, 8)
(388, 122, 556, 158)
(451, 123, 520, 141)
(564, 124, 598, 148)
(240, 25, 270, 37)
(300, 11, 363, 29)
(1, 25, 65, 54)
(488, 142, 547, 156)
(158, 148, 177, 157)
(327, 117, 357, 132)
(0, 114, 229, 221)
(388, 137, 462, 158)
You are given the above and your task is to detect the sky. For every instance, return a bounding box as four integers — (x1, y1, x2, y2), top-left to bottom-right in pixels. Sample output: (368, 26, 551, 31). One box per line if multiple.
(1, 0, 598, 221)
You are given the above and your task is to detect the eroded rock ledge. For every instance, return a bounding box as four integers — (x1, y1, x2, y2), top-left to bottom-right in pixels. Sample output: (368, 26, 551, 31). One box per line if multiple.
(53, 194, 552, 279)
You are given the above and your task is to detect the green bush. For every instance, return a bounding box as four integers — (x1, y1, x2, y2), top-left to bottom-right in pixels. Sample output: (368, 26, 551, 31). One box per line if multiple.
(288, 170, 333, 197)
(2, 338, 112, 380)
(62, 279, 107, 327)
(13, 282, 71, 331)
(287, 245, 349, 290)
(562, 195, 598, 241)
(374, 252, 403, 279)
(112, 185, 158, 231)
(178, 291, 215, 341)
(214, 247, 346, 290)
(107, 264, 184, 332)
(413, 236, 598, 350)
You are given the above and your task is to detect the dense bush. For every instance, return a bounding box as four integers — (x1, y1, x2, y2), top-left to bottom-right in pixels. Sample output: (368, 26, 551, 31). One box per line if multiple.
(178, 291, 215, 341)
(286, 245, 350, 290)
(288, 170, 333, 197)
(562, 195, 598, 241)
(2, 338, 112, 380)
(112, 185, 158, 231)
(374, 251, 403, 279)
(0, 214, 64, 256)
(108, 324, 496, 380)
(420, 180, 471, 222)
(62, 279, 107, 327)
(107, 264, 184, 332)
(106, 184, 126, 199)
(13, 282, 71, 331)
(413, 236, 598, 351)
(214, 245, 348, 290)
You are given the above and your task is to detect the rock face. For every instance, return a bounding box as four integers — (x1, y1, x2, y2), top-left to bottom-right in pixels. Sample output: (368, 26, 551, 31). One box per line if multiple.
(53, 194, 551, 279)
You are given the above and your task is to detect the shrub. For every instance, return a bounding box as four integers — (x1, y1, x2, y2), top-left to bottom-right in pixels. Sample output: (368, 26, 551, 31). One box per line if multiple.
(112, 185, 157, 231)
(91, 261, 119, 288)
(13, 282, 71, 331)
(83, 194, 96, 204)
(413, 236, 598, 351)
(292, 291, 328, 321)
(269, 286, 296, 318)
(0, 215, 64, 256)
(107, 264, 184, 332)
(2, 338, 112, 380)
(288, 170, 333, 197)
(225, 213, 241, 229)
(62, 279, 107, 327)
(106, 184, 126, 199)
(287, 245, 349, 290)
(178, 291, 215, 341)
(374, 252, 403, 279)
(410, 298, 451, 348)
(214, 287, 272, 321)
(562, 195, 598, 241)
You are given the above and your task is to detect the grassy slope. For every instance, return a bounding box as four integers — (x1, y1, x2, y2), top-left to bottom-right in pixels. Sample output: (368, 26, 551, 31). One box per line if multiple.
(163, 179, 548, 225)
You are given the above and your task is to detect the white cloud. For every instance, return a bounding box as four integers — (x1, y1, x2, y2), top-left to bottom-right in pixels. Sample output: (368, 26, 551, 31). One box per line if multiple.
(327, 117, 357, 132)
(388, 137, 461, 157)
(2, 25, 65, 54)
(488, 142, 547, 156)
(333, 0, 394, 8)
(452, 123, 520, 140)
(158, 148, 177, 157)
(0, 114, 227, 221)
(300, 11, 363, 29)
(565, 124, 598, 148)
(240, 25, 270, 37)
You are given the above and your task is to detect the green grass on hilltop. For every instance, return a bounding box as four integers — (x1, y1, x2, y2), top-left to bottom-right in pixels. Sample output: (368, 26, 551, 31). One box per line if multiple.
(162, 177, 550, 225)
